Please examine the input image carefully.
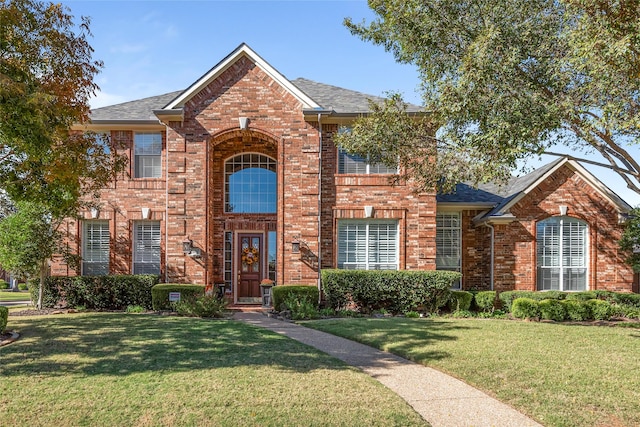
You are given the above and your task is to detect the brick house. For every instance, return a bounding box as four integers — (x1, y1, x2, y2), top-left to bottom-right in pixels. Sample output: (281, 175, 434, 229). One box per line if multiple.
(59, 44, 637, 302)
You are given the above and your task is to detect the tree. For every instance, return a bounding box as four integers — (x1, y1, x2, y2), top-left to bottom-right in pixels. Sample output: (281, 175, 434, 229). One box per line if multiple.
(338, 0, 640, 195)
(0, 202, 75, 308)
(620, 208, 640, 272)
(0, 0, 125, 217)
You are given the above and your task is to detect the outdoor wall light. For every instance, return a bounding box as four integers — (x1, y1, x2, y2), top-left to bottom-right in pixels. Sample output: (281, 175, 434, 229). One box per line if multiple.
(239, 117, 249, 130)
(182, 238, 193, 254)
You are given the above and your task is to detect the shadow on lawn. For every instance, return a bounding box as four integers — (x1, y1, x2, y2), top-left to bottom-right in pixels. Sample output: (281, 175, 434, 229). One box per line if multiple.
(306, 317, 475, 364)
(0, 313, 352, 377)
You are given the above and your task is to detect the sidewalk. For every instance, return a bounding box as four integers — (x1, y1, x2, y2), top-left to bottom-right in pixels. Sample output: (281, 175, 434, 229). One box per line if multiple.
(235, 312, 543, 427)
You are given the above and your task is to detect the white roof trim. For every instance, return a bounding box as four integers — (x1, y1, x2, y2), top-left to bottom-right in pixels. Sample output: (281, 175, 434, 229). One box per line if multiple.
(499, 158, 632, 214)
(162, 43, 321, 110)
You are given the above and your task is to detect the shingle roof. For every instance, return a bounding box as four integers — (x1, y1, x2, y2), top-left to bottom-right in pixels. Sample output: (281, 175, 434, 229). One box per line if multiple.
(89, 78, 422, 122)
(291, 78, 422, 114)
(436, 158, 565, 213)
(90, 90, 183, 122)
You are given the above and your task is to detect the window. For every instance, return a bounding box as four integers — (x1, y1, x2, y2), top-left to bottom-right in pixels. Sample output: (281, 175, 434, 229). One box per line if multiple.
(82, 221, 109, 276)
(436, 212, 461, 289)
(133, 222, 161, 275)
(225, 153, 276, 213)
(338, 220, 398, 270)
(134, 133, 162, 178)
(537, 217, 588, 291)
(337, 148, 398, 174)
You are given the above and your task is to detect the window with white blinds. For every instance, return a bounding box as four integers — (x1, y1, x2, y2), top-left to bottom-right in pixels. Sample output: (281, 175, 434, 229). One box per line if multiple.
(134, 133, 162, 178)
(537, 217, 588, 291)
(337, 220, 398, 270)
(436, 212, 461, 289)
(82, 221, 109, 276)
(337, 148, 398, 174)
(133, 222, 161, 275)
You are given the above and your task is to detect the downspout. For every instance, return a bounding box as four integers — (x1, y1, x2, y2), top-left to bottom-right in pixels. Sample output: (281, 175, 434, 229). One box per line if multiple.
(164, 124, 170, 283)
(487, 223, 494, 291)
(317, 113, 323, 300)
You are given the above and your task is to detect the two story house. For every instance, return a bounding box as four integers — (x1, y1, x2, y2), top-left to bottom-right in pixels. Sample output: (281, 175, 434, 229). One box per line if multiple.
(56, 44, 637, 303)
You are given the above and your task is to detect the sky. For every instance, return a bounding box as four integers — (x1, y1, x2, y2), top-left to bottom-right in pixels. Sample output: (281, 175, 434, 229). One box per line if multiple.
(60, 0, 640, 207)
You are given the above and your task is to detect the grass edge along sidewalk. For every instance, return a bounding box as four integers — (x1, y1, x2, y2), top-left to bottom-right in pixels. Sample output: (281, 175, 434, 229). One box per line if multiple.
(0, 313, 427, 427)
(303, 317, 640, 427)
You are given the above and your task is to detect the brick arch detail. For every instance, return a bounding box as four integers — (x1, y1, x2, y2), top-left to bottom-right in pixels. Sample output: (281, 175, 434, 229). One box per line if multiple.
(209, 127, 280, 148)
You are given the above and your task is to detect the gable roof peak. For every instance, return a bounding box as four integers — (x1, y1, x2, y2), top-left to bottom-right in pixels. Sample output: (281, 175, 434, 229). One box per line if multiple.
(161, 43, 320, 111)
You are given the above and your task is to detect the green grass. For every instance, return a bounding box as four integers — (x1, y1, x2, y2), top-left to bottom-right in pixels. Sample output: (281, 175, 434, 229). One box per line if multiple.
(0, 290, 31, 302)
(0, 313, 426, 427)
(304, 317, 640, 427)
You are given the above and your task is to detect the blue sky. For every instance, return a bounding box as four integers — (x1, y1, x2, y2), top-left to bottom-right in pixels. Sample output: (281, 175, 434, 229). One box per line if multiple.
(61, 0, 640, 206)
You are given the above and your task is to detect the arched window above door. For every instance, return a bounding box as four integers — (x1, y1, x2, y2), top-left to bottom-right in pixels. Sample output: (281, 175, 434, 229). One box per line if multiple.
(225, 153, 276, 213)
(536, 216, 588, 291)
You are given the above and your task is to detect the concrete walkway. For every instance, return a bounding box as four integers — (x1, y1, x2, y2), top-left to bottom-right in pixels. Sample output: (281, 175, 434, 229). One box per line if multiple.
(235, 312, 543, 427)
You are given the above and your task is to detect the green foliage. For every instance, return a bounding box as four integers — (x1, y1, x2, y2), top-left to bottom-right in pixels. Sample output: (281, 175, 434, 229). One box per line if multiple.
(0, 306, 8, 333)
(539, 299, 567, 322)
(511, 298, 541, 320)
(563, 299, 591, 321)
(272, 285, 319, 312)
(321, 269, 458, 314)
(587, 299, 614, 321)
(620, 208, 640, 272)
(404, 311, 420, 318)
(610, 292, 640, 308)
(450, 309, 474, 318)
(151, 283, 205, 311)
(344, 0, 640, 196)
(0, 280, 8, 289)
(282, 293, 319, 320)
(473, 291, 497, 312)
(175, 295, 228, 318)
(125, 305, 145, 314)
(565, 291, 599, 302)
(499, 291, 539, 312)
(17, 283, 27, 291)
(447, 290, 473, 311)
(318, 307, 336, 317)
(30, 275, 159, 309)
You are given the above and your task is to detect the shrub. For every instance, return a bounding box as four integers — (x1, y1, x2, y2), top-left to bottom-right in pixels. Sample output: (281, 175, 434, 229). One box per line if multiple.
(17, 283, 28, 291)
(610, 293, 640, 308)
(563, 299, 591, 321)
(0, 280, 8, 289)
(499, 291, 538, 312)
(175, 294, 228, 318)
(450, 309, 474, 318)
(538, 299, 567, 321)
(448, 291, 473, 311)
(152, 284, 205, 311)
(615, 305, 640, 320)
(511, 298, 540, 320)
(404, 310, 420, 318)
(29, 275, 159, 309)
(282, 293, 319, 320)
(272, 285, 319, 312)
(321, 269, 458, 315)
(126, 305, 145, 313)
(565, 291, 599, 302)
(587, 299, 613, 320)
(473, 291, 497, 312)
(0, 306, 8, 333)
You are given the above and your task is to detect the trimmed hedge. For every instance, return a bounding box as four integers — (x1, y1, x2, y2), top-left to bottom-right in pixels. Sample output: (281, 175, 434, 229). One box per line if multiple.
(563, 299, 591, 321)
(0, 306, 8, 333)
(272, 285, 319, 312)
(29, 275, 160, 309)
(152, 284, 205, 311)
(448, 291, 473, 311)
(511, 298, 540, 320)
(587, 299, 613, 320)
(0, 280, 8, 289)
(539, 299, 567, 321)
(474, 291, 497, 312)
(321, 269, 459, 314)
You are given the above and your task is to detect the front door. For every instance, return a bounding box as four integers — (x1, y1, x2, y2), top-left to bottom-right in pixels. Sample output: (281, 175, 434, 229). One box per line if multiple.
(237, 233, 262, 303)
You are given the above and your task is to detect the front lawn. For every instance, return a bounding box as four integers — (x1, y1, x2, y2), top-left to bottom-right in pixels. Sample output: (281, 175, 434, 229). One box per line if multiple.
(0, 290, 31, 302)
(0, 313, 426, 427)
(304, 317, 640, 427)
